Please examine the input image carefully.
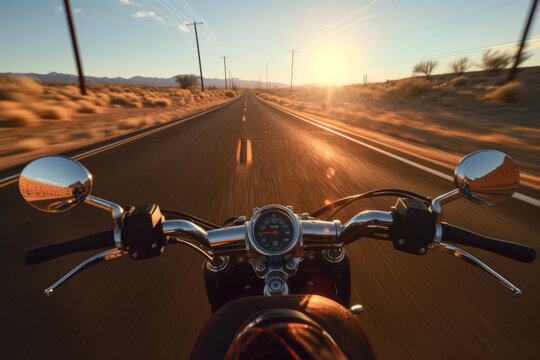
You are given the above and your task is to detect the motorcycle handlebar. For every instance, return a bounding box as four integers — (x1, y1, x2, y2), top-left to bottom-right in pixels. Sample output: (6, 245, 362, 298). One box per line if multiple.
(23, 213, 536, 265)
(24, 230, 116, 265)
(441, 223, 536, 263)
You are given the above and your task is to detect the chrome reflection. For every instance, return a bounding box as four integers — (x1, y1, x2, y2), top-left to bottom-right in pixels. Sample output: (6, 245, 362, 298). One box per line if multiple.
(19, 156, 93, 213)
(454, 150, 519, 206)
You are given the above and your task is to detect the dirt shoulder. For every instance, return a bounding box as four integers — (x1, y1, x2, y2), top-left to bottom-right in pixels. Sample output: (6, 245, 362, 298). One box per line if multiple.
(254, 67, 540, 190)
(0, 78, 240, 171)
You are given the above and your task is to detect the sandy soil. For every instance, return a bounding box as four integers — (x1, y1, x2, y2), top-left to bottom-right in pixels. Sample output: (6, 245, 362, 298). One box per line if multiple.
(254, 67, 540, 189)
(0, 77, 239, 170)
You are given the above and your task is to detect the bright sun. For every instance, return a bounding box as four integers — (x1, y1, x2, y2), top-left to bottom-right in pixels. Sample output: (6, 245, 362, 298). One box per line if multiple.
(309, 47, 348, 85)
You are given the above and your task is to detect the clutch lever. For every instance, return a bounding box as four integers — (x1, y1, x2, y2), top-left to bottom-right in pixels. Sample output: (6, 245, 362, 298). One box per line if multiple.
(432, 242, 521, 296)
(44, 248, 127, 295)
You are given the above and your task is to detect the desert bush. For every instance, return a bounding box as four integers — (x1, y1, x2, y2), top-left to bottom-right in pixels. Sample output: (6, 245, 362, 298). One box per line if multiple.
(143, 97, 172, 107)
(0, 108, 38, 127)
(70, 131, 94, 140)
(225, 91, 236, 98)
(0, 76, 43, 101)
(481, 49, 512, 73)
(412, 60, 439, 80)
(175, 74, 200, 89)
(449, 57, 471, 75)
(450, 76, 468, 87)
(12, 138, 47, 152)
(109, 93, 142, 108)
(482, 80, 523, 103)
(394, 78, 431, 97)
(76, 100, 103, 113)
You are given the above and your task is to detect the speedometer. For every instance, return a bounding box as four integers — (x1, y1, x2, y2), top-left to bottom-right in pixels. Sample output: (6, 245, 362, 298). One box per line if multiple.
(253, 210, 294, 253)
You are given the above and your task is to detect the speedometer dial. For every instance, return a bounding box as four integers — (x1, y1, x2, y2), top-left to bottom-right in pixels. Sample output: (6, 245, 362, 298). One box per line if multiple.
(253, 210, 294, 253)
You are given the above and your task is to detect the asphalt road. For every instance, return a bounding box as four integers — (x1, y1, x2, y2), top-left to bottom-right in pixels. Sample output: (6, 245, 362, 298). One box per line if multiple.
(1, 91, 539, 359)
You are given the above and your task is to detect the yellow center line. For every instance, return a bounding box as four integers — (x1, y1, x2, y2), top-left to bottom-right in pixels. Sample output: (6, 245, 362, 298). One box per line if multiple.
(242, 115, 246, 122)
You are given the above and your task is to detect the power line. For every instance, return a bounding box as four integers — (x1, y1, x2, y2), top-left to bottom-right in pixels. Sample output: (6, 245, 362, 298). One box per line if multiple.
(139, 0, 182, 27)
(325, 0, 400, 39)
(323, 0, 379, 33)
(157, 0, 190, 23)
(393, 0, 522, 41)
(362, 37, 540, 69)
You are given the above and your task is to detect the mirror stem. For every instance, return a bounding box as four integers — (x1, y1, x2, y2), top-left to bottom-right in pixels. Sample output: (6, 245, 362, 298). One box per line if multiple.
(430, 189, 462, 222)
(85, 195, 124, 248)
(430, 189, 462, 248)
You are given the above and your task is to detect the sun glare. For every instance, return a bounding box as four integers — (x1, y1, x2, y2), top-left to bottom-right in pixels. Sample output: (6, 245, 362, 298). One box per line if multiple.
(309, 46, 348, 85)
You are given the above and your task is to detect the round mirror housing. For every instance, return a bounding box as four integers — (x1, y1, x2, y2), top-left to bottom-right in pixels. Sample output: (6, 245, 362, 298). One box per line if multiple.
(19, 156, 93, 213)
(454, 150, 519, 206)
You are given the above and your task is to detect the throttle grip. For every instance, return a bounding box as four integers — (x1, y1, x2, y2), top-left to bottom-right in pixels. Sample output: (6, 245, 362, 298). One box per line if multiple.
(24, 230, 116, 265)
(441, 223, 536, 263)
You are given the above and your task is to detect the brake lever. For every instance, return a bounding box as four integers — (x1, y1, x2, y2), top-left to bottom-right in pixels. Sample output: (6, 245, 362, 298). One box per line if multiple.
(432, 242, 521, 296)
(44, 248, 127, 295)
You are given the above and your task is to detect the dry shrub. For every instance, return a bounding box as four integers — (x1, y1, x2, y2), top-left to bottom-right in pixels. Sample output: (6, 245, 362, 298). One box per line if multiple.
(481, 49, 511, 73)
(0, 108, 38, 127)
(93, 93, 110, 106)
(117, 119, 140, 130)
(12, 138, 47, 152)
(106, 85, 124, 93)
(41, 92, 69, 101)
(57, 86, 84, 100)
(109, 93, 142, 108)
(143, 97, 171, 107)
(394, 78, 431, 97)
(0, 100, 21, 111)
(27, 102, 72, 120)
(70, 131, 94, 140)
(0, 76, 43, 101)
(450, 76, 468, 87)
(482, 81, 523, 103)
(225, 91, 236, 98)
(76, 100, 103, 113)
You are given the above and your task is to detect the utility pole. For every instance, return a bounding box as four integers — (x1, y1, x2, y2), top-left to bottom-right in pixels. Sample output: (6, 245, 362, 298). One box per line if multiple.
(288, 50, 298, 92)
(508, 0, 538, 82)
(186, 21, 205, 91)
(63, 0, 86, 95)
(221, 56, 229, 89)
(229, 70, 232, 89)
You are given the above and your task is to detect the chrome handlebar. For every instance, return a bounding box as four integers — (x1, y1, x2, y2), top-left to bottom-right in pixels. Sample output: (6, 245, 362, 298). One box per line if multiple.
(162, 211, 394, 259)
(41, 209, 523, 297)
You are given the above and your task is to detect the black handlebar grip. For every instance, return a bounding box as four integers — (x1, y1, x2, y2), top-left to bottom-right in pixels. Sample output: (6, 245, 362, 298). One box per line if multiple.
(441, 223, 536, 263)
(24, 230, 116, 265)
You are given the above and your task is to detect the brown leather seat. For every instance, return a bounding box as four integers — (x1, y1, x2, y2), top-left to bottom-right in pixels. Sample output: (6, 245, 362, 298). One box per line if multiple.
(190, 295, 376, 360)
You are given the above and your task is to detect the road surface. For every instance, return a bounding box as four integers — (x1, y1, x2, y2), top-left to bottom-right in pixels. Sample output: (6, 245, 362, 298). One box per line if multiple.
(1, 91, 539, 359)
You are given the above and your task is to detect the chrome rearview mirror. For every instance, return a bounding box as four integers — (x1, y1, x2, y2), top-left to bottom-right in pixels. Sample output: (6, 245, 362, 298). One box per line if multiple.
(19, 156, 93, 213)
(454, 150, 519, 206)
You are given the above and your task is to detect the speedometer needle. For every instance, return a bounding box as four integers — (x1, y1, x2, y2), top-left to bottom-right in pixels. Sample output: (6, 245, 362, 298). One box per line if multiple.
(258, 230, 278, 235)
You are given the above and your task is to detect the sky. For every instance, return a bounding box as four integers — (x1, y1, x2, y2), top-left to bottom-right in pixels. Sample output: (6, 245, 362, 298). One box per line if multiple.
(0, 0, 539, 85)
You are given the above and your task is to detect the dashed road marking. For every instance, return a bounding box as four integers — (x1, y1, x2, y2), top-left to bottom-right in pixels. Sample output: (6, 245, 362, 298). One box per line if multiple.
(236, 138, 252, 164)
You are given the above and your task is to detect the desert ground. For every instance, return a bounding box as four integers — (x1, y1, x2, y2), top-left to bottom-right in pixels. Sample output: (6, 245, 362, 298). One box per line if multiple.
(254, 67, 540, 189)
(0, 76, 239, 170)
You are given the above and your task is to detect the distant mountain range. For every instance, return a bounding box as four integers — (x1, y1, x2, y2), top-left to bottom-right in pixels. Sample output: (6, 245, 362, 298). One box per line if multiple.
(0, 71, 288, 89)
